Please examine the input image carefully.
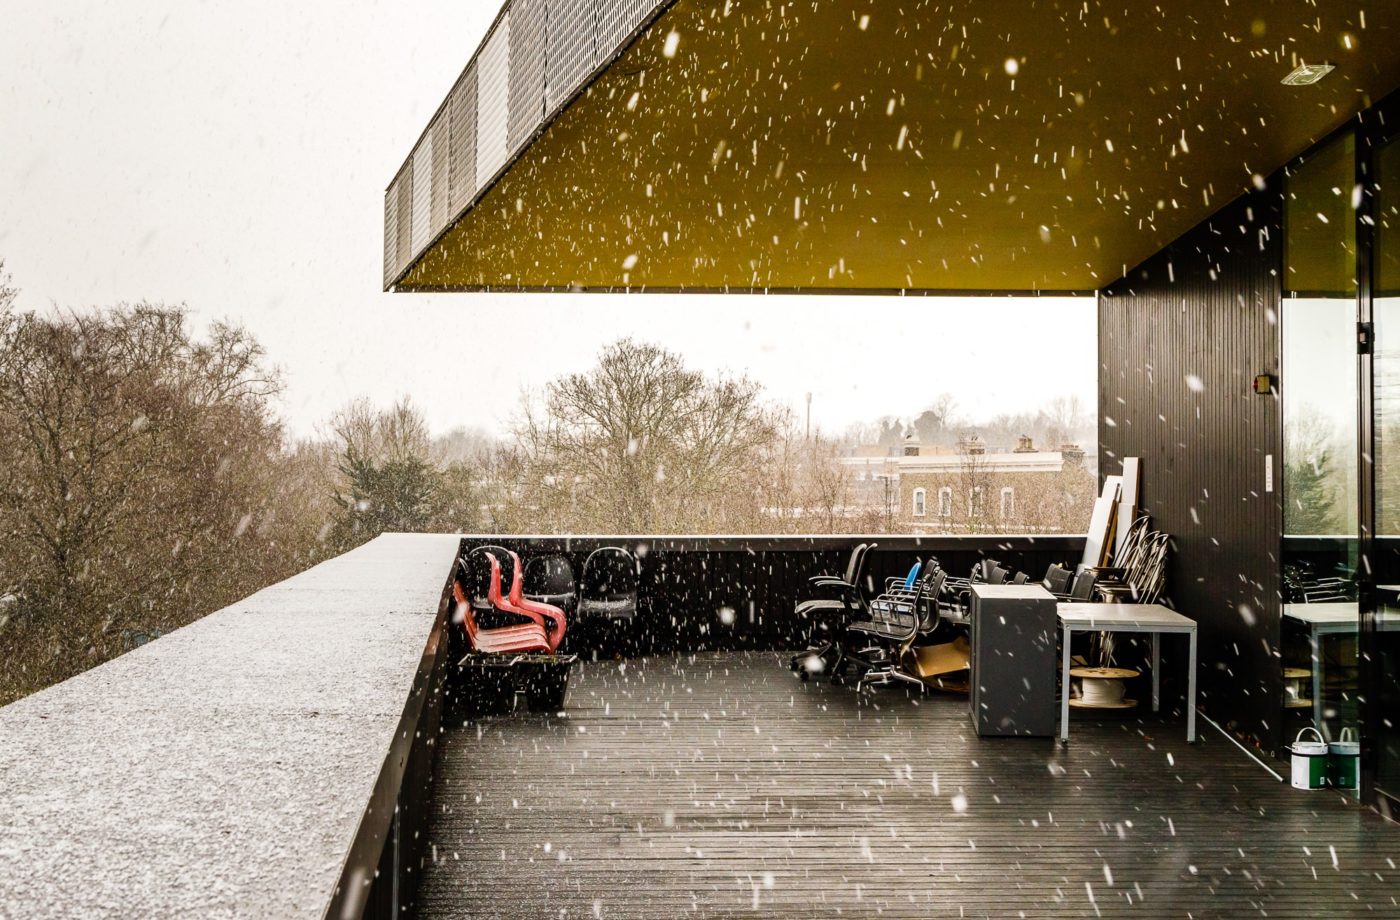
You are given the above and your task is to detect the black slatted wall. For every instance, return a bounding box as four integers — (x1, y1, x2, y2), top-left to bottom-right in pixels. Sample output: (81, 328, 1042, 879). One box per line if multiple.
(1099, 184, 1285, 752)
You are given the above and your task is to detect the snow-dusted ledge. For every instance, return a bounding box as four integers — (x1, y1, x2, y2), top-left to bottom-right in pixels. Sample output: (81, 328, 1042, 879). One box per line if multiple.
(0, 532, 461, 919)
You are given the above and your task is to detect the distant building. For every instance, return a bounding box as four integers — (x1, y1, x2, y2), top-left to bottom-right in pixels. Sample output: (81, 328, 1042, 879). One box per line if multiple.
(842, 433, 1094, 534)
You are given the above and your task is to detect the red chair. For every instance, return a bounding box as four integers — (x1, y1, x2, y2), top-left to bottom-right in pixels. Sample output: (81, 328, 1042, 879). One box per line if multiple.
(455, 554, 551, 654)
(500, 552, 568, 652)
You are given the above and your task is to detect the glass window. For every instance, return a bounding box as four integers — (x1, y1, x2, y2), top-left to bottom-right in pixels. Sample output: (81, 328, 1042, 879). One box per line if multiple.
(1376, 137, 1400, 536)
(912, 488, 926, 517)
(1000, 487, 1015, 520)
(1283, 131, 1358, 538)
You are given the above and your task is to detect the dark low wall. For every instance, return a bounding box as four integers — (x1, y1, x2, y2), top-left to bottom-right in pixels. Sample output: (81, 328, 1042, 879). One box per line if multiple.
(327, 556, 454, 920)
(457, 534, 1086, 653)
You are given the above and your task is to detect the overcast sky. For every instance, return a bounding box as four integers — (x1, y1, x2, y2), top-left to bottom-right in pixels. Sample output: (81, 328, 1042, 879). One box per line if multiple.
(0, 1, 1096, 440)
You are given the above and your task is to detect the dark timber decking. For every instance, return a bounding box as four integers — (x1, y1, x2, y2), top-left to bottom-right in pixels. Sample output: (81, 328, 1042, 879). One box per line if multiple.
(421, 652, 1399, 919)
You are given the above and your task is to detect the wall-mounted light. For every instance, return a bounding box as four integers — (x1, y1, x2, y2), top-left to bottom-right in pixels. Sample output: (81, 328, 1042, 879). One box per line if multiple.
(1281, 63, 1335, 86)
(1253, 373, 1276, 395)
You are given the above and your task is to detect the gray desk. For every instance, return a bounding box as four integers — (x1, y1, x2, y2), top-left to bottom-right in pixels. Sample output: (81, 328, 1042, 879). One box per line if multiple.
(1057, 603, 1198, 743)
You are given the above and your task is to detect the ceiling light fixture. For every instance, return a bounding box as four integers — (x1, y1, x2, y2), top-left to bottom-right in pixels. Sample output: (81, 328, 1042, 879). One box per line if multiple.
(1281, 62, 1335, 86)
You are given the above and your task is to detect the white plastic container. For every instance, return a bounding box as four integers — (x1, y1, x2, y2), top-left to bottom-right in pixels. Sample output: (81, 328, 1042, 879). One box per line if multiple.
(1290, 727, 1329, 790)
(1328, 727, 1360, 791)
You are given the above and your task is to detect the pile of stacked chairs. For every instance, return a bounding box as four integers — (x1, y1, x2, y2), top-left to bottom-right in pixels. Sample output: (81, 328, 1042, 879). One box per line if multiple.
(452, 545, 576, 712)
(789, 520, 1171, 692)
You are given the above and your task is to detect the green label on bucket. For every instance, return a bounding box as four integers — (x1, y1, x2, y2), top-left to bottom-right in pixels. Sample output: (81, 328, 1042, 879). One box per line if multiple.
(1329, 752, 1359, 790)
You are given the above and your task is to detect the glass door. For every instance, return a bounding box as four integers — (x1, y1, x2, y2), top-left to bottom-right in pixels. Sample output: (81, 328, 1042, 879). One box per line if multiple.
(1370, 132, 1400, 804)
(1281, 132, 1361, 758)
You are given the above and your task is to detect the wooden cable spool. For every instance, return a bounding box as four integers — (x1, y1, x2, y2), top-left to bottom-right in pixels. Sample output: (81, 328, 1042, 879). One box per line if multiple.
(1069, 666, 1139, 709)
(1282, 666, 1311, 708)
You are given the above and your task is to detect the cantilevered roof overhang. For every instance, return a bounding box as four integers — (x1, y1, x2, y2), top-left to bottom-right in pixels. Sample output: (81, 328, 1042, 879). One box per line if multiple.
(384, 1, 1400, 294)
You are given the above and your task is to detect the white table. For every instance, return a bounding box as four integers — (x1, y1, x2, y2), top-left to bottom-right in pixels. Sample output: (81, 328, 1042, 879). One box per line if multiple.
(1057, 603, 1198, 743)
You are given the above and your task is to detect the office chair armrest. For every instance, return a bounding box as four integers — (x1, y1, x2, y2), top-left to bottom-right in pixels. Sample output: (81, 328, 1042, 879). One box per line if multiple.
(810, 576, 854, 590)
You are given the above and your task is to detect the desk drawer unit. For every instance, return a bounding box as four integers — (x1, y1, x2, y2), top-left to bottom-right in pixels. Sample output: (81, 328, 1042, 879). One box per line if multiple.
(970, 584, 1057, 737)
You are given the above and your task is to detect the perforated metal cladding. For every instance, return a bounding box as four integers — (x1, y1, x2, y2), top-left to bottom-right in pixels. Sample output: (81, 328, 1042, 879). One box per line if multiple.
(475, 14, 512, 190)
(395, 170, 412, 272)
(430, 116, 450, 233)
(596, 0, 656, 55)
(448, 66, 478, 216)
(508, 0, 548, 153)
(384, 0, 674, 287)
(410, 135, 434, 254)
(546, 0, 597, 113)
(382, 181, 400, 288)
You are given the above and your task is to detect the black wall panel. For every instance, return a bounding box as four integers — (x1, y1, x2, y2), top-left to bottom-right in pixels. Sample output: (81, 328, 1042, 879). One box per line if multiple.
(1099, 185, 1285, 752)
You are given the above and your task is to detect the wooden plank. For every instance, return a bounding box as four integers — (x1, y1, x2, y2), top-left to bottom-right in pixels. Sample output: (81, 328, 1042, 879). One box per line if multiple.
(419, 652, 1400, 919)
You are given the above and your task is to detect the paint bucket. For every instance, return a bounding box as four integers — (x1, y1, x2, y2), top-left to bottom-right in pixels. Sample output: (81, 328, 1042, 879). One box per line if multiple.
(1290, 727, 1329, 790)
(1328, 728, 1360, 791)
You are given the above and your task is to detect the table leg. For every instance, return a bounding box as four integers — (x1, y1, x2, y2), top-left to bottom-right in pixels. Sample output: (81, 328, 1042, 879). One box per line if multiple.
(1151, 632, 1161, 713)
(1061, 624, 1072, 743)
(1310, 627, 1322, 733)
(1187, 628, 1197, 743)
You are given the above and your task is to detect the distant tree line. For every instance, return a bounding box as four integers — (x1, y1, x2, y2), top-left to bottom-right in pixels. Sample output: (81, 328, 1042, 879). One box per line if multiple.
(0, 262, 1096, 703)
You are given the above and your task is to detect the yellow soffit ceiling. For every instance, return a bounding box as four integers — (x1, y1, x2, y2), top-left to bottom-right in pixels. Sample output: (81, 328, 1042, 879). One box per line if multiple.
(395, 0, 1400, 294)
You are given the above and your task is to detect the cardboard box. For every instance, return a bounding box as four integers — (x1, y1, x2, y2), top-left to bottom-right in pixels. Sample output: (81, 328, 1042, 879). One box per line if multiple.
(912, 635, 969, 679)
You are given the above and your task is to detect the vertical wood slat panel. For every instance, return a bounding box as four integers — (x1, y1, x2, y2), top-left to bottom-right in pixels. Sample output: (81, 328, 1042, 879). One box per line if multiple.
(1099, 183, 1285, 752)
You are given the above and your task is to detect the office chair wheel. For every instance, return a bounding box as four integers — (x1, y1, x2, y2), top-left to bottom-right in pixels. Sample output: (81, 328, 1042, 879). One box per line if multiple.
(829, 673, 844, 686)
(798, 669, 810, 682)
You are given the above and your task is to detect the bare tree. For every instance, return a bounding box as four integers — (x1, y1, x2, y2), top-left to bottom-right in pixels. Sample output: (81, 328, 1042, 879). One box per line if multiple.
(515, 339, 781, 534)
(0, 305, 305, 704)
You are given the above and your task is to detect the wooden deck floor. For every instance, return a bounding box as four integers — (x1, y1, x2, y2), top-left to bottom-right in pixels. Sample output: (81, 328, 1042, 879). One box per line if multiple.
(420, 652, 1399, 919)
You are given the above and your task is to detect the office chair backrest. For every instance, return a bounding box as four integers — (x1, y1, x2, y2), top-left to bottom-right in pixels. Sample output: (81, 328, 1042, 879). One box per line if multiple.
(1043, 564, 1073, 595)
(1011, 571, 1028, 584)
(844, 543, 868, 585)
(854, 542, 878, 591)
(917, 567, 946, 633)
(987, 565, 1009, 585)
(1069, 569, 1097, 601)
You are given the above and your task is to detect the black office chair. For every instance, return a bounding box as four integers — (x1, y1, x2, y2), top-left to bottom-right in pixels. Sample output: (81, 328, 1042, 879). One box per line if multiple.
(853, 564, 949, 690)
(790, 542, 876, 682)
(937, 557, 1002, 625)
